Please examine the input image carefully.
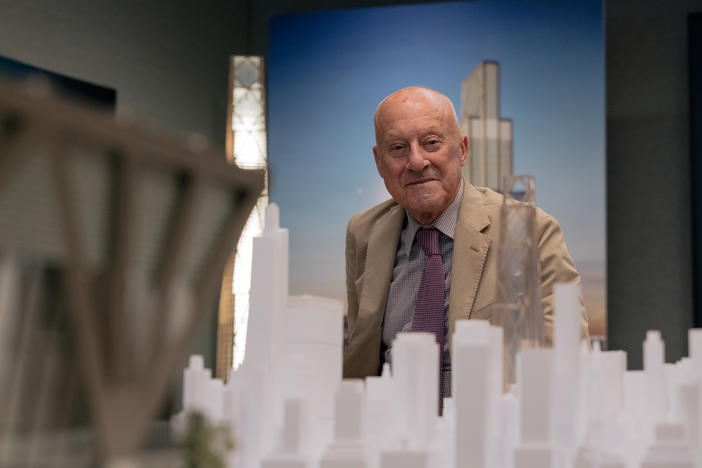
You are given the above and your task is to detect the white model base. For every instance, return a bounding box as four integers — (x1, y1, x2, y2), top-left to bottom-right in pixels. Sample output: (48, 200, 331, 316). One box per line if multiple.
(379, 450, 429, 468)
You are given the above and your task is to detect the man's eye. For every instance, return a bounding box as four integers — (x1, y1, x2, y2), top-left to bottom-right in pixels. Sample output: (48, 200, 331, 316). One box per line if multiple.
(390, 144, 405, 151)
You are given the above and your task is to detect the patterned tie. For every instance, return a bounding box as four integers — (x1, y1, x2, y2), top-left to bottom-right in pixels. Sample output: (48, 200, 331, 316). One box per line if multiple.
(411, 228, 446, 413)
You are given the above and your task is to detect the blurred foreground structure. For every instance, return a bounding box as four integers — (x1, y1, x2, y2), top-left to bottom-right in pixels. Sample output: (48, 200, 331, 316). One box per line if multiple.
(181, 204, 702, 468)
(220, 55, 269, 376)
(0, 77, 264, 465)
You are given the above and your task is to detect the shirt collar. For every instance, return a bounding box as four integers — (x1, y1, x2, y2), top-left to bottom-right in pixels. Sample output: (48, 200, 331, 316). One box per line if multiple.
(402, 178, 464, 248)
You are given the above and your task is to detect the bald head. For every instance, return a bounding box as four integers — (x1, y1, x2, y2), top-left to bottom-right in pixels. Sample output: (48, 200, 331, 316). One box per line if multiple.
(374, 87, 461, 146)
(372, 86, 468, 225)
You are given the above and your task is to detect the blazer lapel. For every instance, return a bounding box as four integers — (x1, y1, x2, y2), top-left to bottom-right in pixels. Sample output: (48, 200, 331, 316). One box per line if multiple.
(355, 204, 405, 343)
(448, 184, 492, 343)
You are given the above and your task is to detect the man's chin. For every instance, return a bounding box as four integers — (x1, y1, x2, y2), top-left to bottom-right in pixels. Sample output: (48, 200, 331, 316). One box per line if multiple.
(404, 197, 446, 223)
(406, 191, 442, 207)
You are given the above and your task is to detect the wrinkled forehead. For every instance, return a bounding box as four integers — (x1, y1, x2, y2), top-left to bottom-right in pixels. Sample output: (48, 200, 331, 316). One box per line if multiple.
(378, 118, 448, 141)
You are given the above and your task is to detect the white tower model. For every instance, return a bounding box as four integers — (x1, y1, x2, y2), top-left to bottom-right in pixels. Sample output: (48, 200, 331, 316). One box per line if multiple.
(452, 320, 492, 468)
(391, 332, 438, 451)
(644, 331, 667, 427)
(261, 398, 309, 468)
(552, 284, 583, 463)
(364, 363, 395, 460)
(245, 202, 289, 368)
(515, 347, 557, 468)
(231, 203, 290, 468)
(319, 380, 367, 468)
(283, 295, 343, 457)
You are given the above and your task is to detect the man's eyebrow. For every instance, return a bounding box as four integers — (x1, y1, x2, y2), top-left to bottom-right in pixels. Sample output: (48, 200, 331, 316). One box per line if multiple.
(381, 132, 407, 141)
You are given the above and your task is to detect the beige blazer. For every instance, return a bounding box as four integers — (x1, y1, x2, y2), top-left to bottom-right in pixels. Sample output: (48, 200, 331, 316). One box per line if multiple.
(343, 183, 589, 379)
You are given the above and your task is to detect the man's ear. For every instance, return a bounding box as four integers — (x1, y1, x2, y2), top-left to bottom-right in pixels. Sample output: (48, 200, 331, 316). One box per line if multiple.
(373, 146, 384, 178)
(459, 134, 469, 167)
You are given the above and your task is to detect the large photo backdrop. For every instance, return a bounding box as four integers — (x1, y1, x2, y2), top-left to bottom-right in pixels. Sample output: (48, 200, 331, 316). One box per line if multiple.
(267, 0, 605, 337)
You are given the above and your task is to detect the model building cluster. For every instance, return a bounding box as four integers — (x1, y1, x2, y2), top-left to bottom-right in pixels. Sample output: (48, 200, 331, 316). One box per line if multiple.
(177, 204, 702, 468)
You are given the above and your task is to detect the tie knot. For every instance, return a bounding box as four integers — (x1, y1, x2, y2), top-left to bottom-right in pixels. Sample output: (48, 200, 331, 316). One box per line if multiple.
(416, 228, 440, 256)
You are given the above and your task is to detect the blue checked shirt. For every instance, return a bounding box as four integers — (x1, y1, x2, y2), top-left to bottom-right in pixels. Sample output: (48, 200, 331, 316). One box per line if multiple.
(382, 179, 464, 399)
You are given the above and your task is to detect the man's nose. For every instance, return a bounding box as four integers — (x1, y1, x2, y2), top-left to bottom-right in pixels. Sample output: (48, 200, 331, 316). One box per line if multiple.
(406, 143, 428, 172)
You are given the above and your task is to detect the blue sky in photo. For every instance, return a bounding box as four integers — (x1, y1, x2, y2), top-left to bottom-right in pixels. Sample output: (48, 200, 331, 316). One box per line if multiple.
(267, 0, 604, 304)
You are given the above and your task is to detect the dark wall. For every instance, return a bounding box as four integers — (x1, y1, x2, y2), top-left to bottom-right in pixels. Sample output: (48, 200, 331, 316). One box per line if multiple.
(607, 0, 702, 368)
(2, 0, 702, 371)
(693, 13, 702, 332)
(0, 0, 247, 146)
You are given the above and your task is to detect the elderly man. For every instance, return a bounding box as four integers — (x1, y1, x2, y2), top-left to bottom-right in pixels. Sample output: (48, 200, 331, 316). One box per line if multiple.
(342, 86, 588, 398)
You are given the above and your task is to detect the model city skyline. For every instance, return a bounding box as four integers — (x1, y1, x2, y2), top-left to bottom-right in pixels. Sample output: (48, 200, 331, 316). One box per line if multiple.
(177, 204, 702, 468)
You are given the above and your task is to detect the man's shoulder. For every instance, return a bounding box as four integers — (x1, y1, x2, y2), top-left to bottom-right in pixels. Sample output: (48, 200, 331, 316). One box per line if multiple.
(467, 184, 504, 207)
(466, 184, 560, 228)
(347, 198, 400, 235)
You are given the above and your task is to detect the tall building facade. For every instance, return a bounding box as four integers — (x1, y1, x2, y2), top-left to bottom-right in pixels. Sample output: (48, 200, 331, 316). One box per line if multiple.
(461, 61, 513, 191)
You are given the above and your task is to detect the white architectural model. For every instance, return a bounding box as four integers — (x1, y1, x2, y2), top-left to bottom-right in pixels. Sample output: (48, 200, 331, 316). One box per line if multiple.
(177, 205, 702, 468)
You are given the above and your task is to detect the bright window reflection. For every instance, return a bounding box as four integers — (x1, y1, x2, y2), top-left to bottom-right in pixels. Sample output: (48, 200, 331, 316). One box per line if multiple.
(230, 56, 267, 369)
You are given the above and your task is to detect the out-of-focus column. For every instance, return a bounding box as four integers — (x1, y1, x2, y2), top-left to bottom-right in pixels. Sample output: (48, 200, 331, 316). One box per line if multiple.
(365, 364, 396, 460)
(284, 294, 343, 458)
(514, 348, 559, 468)
(261, 398, 309, 468)
(453, 320, 491, 468)
(320, 380, 367, 468)
(644, 331, 667, 426)
(245, 203, 288, 368)
(391, 332, 439, 450)
(552, 283, 582, 461)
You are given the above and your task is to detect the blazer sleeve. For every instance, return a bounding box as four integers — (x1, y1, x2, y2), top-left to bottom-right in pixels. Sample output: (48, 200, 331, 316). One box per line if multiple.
(536, 209, 590, 344)
(345, 219, 359, 338)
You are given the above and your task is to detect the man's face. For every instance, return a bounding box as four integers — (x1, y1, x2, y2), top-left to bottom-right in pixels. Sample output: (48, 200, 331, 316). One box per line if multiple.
(373, 89, 468, 225)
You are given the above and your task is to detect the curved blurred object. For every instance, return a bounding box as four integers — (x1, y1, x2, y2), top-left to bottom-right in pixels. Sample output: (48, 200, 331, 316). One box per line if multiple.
(0, 76, 264, 465)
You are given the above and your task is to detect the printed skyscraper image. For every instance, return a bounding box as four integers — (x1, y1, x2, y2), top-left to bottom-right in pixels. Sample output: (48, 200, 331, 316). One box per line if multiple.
(461, 61, 513, 191)
(268, 0, 606, 339)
